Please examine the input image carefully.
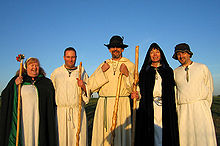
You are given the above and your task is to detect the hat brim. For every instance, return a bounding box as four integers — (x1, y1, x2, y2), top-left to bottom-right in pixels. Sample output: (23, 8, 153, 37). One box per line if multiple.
(172, 50, 193, 60)
(104, 44, 128, 49)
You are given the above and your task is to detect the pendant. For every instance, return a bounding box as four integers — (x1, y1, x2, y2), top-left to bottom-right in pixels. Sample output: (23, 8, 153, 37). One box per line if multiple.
(155, 74, 158, 80)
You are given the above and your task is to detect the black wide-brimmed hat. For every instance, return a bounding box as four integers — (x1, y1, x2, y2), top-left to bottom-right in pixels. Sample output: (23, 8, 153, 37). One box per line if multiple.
(172, 43, 193, 60)
(104, 35, 128, 49)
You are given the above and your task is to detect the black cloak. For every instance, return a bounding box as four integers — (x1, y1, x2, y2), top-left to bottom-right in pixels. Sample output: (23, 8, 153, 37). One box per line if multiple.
(135, 43, 179, 146)
(0, 74, 58, 146)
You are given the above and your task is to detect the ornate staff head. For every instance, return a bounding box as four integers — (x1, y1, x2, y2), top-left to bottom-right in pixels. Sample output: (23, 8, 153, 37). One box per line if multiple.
(16, 54, 25, 77)
(16, 54, 25, 62)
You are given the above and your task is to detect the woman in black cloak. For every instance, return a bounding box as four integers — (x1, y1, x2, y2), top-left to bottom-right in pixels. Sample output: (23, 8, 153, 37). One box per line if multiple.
(135, 43, 179, 146)
(0, 57, 58, 146)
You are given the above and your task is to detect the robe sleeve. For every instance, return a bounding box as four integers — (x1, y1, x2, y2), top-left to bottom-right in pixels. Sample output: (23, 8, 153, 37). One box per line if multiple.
(0, 77, 17, 146)
(124, 63, 141, 108)
(136, 85, 141, 109)
(204, 65, 214, 108)
(50, 71, 56, 90)
(81, 67, 91, 104)
(88, 64, 109, 93)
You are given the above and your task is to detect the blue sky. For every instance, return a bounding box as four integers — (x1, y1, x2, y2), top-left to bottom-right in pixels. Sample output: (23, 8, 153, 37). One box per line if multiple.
(0, 0, 220, 95)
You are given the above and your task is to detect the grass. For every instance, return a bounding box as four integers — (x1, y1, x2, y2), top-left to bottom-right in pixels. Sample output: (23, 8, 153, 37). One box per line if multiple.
(86, 96, 220, 146)
(85, 97, 98, 145)
(211, 95, 220, 145)
(0, 96, 219, 145)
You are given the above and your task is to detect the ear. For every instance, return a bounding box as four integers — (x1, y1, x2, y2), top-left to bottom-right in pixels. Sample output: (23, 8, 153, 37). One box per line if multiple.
(121, 48, 124, 52)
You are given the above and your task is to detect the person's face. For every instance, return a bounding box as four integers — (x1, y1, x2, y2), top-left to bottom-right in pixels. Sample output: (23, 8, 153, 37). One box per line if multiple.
(176, 51, 191, 66)
(27, 62, 39, 77)
(150, 48, 161, 63)
(63, 50, 77, 69)
(109, 47, 124, 60)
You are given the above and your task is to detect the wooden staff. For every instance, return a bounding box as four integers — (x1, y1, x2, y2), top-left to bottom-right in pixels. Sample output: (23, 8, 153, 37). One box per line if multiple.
(76, 62, 82, 146)
(110, 72, 123, 146)
(131, 46, 139, 146)
(16, 54, 25, 146)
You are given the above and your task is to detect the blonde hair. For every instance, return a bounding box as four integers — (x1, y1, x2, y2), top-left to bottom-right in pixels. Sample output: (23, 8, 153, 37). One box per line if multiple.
(16, 57, 46, 76)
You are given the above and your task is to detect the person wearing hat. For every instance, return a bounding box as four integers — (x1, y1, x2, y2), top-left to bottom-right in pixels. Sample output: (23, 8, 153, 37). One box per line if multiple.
(173, 43, 217, 146)
(88, 35, 139, 146)
(0, 57, 58, 146)
(51, 47, 90, 146)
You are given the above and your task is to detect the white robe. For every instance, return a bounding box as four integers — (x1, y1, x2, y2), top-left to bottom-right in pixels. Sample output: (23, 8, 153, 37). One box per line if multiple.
(174, 62, 217, 146)
(21, 84, 39, 146)
(88, 57, 136, 146)
(153, 70, 162, 146)
(51, 65, 90, 146)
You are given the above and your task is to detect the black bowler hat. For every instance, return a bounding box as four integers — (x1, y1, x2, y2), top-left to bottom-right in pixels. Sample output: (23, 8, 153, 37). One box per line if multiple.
(172, 43, 193, 60)
(104, 35, 128, 49)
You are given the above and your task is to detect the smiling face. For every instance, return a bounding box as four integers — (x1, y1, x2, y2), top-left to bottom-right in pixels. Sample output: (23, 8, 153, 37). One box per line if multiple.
(63, 50, 77, 69)
(176, 51, 191, 66)
(150, 48, 161, 64)
(26, 62, 39, 78)
(109, 47, 124, 60)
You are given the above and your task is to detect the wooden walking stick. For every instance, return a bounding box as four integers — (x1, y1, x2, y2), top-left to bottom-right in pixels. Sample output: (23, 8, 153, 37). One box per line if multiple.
(15, 54, 25, 146)
(131, 46, 139, 146)
(76, 62, 82, 146)
(110, 72, 123, 146)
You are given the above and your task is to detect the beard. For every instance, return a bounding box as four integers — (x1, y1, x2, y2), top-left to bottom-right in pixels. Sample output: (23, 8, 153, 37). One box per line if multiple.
(65, 61, 76, 69)
(112, 50, 122, 59)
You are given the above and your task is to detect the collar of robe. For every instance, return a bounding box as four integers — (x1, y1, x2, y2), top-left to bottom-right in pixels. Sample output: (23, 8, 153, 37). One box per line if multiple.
(23, 74, 43, 84)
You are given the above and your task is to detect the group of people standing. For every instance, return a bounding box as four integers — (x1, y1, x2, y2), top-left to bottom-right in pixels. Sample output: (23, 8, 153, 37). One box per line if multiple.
(0, 35, 217, 146)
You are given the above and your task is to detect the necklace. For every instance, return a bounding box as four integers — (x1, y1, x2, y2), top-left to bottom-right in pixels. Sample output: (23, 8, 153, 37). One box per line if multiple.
(184, 61, 192, 82)
(112, 60, 119, 75)
(185, 66, 189, 82)
(66, 68, 77, 77)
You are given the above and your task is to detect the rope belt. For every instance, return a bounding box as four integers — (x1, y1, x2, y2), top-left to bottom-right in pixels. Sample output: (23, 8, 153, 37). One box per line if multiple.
(153, 96, 162, 106)
(100, 96, 128, 131)
(57, 105, 79, 129)
(177, 99, 206, 105)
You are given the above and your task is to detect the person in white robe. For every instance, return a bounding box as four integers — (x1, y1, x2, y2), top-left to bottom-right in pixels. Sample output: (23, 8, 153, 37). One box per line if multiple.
(51, 47, 90, 146)
(88, 35, 139, 146)
(173, 43, 217, 146)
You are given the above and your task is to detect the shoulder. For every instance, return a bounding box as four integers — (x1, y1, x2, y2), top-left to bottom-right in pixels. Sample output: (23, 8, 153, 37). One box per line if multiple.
(39, 76, 53, 86)
(174, 65, 182, 73)
(159, 66, 174, 77)
(1, 76, 17, 97)
(121, 57, 135, 68)
(77, 65, 86, 72)
(192, 62, 209, 71)
(122, 57, 134, 64)
(51, 65, 65, 75)
(5, 76, 17, 88)
(165, 66, 174, 74)
(193, 62, 207, 68)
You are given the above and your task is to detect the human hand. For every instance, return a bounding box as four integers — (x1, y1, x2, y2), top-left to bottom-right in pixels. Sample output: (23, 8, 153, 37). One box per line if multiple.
(120, 63, 129, 77)
(131, 91, 139, 99)
(15, 76, 23, 85)
(101, 62, 110, 72)
(77, 78, 85, 88)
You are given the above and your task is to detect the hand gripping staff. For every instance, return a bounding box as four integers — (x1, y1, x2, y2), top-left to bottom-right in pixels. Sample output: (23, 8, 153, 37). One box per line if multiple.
(15, 54, 25, 146)
(76, 62, 82, 146)
(110, 72, 123, 146)
(131, 46, 139, 146)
